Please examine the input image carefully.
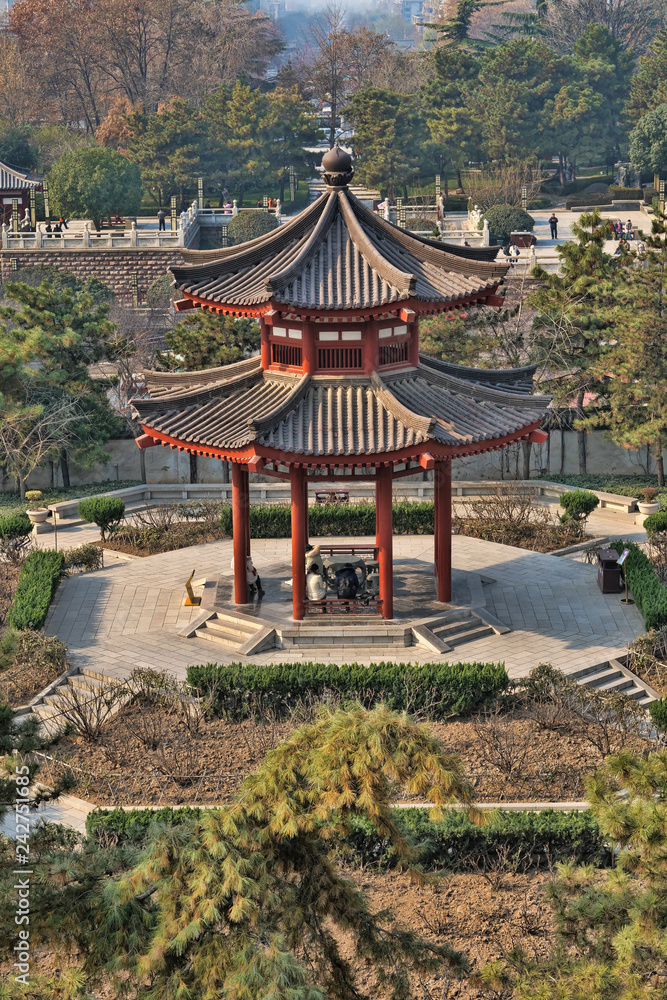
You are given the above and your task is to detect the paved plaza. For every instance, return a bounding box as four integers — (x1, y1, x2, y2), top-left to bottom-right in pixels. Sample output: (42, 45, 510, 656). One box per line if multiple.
(44, 524, 645, 682)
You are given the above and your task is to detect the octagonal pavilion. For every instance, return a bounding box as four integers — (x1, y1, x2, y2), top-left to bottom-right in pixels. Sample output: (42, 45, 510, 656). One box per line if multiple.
(133, 148, 549, 620)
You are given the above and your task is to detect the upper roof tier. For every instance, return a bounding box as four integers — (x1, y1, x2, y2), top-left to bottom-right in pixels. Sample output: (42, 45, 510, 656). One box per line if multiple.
(171, 149, 509, 314)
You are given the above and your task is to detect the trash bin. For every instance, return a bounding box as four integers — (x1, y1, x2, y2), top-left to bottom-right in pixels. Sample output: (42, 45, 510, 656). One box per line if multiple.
(597, 548, 623, 593)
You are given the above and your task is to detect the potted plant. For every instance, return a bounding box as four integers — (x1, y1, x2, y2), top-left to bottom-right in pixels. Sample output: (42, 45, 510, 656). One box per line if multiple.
(25, 490, 50, 524)
(638, 487, 660, 515)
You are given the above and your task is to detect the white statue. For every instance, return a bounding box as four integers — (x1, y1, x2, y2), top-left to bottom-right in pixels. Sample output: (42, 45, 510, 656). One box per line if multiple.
(468, 203, 484, 231)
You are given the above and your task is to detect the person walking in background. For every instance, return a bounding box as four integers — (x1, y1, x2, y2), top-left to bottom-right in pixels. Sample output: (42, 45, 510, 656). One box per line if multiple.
(157, 208, 166, 231)
(549, 212, 558, 238)
(59, 216, 68, 230)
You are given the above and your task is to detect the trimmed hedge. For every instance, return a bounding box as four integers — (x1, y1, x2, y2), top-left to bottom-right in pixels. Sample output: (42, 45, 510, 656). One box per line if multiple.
(610, 539, 667, 630)
(78, 496, 125, 539)
(186, 660, 509, 721)
(8, 549, 65, 630)
(220, 501, 434, 538)
(544, 473, 667, 498)
(0, 514, 33, 540)
(85, 804, 609, 868)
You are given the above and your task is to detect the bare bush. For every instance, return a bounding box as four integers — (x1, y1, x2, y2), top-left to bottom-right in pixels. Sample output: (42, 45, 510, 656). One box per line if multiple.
(453, 484, 580, 551)
(154, 739, 205, 787)
(116, 700, 169, 751)
(463, 842, 533, 892)
(472, 704, 538, 779)
(51, 677, 127, 742)
(463, 159, 544, 212)
(519, 663, 577, 733)
(627, 628, 667, 688)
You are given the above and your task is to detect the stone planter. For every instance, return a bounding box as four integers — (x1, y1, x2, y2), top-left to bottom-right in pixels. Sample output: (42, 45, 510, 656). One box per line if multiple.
(638, 501, 660, 515)
(27, 509, 49, 524)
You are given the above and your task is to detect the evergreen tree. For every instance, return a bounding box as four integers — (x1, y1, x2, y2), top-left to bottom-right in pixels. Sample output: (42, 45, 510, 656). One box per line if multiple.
(265, 86, 319, 203)
(345, 89, 427, 198)
(529, 209, 615, 474)
(629, 104, 667, 177)
(123, 97, 208, 207)
(163, 312, 260, 370)
(47, 147, 141, 231)
(0, 706, 475, 999)
(0, 280, 122, 491)
(586, 213, 667, 485)
(481, 750, 667, 998)
(626, 27, 667, 124)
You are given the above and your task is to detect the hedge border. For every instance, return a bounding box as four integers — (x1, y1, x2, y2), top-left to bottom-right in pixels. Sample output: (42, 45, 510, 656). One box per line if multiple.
(610, 539, 667, 630)
(186, 660, 509, 721)
(7, 549, 65, 630)
(85, 805, 610, 869)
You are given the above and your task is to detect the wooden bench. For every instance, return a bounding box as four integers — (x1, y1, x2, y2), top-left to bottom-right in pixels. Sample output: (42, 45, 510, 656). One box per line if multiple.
(317, 544, 378, 559)
(315, 489, 349, 504)
(304, 597, 383, 616)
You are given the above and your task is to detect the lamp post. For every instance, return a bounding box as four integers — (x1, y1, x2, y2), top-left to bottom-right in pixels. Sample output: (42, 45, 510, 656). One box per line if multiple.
(170, 195, 177, 233)
(197, 176, 204, 209)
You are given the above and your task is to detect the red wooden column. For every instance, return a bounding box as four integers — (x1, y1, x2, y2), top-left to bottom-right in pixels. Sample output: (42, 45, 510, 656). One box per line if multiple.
(302, 472, 309, 551)
(434, 459, 452, 602)
(231, 461, 249, 604)
(375, 464, 394, 619)
(291, 465, 307, 620)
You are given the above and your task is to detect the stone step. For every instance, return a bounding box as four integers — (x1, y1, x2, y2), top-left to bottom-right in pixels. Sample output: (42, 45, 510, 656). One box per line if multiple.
(576, 666, 623, 688)
(194, 626, 245, 648)
(433, 617, 478, 640)
(443, 624, 495, 648)
(205, 616, 257, 640)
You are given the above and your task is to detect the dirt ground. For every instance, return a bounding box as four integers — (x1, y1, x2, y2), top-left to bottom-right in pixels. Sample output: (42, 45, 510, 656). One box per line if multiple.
(1, 868, 552, 999)
(43, 700, 640, 807)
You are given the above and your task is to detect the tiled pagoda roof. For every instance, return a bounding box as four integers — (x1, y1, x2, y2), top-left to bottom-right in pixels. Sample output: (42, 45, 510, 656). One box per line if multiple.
(134, 357, 549, 459)
(171, 187, 509, 312)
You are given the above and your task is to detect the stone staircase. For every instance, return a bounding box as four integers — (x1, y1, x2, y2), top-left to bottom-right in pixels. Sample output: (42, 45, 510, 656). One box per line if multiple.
(179, 610, 276, 655)
(412, 608, 509, 654)
(25, 666, 126, 737)
(570, 657, 658, 707)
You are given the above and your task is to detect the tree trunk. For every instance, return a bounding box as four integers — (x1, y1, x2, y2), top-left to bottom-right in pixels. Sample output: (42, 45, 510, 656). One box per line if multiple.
(657, 451, 665, 487)
(238, 186, 245, 207)
(456, 167, 463, 192)
(139, 447, 146, 484)
(189, 452, 198, 485)
(575, 389, 587, 474)
(402, 182, 408, 201)
(280, 174, 285, 202)
(17, 474, 25, 500)
(60, 450, 70, 489)
(444, 175, 448, 203)
(521, 440, 532, 480)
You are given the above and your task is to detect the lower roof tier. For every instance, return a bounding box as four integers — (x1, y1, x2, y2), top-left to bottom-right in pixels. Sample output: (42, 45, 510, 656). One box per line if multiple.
(133, 355, 550, 461)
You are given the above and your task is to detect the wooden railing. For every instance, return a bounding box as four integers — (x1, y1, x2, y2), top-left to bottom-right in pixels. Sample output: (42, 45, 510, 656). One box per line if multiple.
(304, 596, 383, 616)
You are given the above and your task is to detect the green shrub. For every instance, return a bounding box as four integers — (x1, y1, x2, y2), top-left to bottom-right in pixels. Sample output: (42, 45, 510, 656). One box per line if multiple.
(8, 549, 65, 630)
(78, 497, 125, 540)
(219, 501, 434, 538)
(186, 660, 509, 721)
(643, 511, 667, 536)
(0, 514, 33, 562)
(63, 542, 104, 573)
(545, 473, 667, 498)
(86, 804, 609, 868)
(145, 273, 174, 309)
(609, 186, 644, 199)
(559, 489, 599, 524)
(610, 540, 667, 630)
(86, 805, 208, 844)
(347, 807, 610, 870)
(649, 698, 667, 732)
(484, 204, 535, 243)
(227, 211, 279, 245)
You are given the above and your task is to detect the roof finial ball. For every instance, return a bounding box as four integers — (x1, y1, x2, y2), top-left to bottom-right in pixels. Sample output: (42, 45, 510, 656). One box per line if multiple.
(321, 145, 353, 187)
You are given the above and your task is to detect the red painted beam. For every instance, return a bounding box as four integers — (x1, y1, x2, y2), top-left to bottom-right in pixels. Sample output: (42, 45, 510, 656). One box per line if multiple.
(135, 433, 158, 449)
(419, 453, 435, 470)
(528, 429, 548, 444)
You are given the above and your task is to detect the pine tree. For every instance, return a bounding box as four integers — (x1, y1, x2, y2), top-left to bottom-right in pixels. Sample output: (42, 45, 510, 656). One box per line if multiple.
(587, 213, 667, 485)
(480, 750, 667, 998)
(529, 209, 615, 474)
(1, 706, 476, 999)
(162, 312, 260, 370)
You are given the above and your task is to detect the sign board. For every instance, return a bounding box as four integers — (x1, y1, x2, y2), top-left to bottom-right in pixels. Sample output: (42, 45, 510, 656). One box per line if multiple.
(618, 548, 630, 566)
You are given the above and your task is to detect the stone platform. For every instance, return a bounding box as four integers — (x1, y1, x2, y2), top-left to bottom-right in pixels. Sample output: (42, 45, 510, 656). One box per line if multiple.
(43, 533, 645, 682)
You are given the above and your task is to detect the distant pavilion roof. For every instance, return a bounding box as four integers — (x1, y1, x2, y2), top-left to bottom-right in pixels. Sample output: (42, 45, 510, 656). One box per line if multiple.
(171, 180, 508, 315)
(0, 160, 40, 190)
(133, 356, 549, 461)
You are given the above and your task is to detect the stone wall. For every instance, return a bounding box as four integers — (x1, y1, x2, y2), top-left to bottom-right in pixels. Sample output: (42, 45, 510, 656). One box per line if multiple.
(0, 248, 188, 297)
(1, 429, 662, 493)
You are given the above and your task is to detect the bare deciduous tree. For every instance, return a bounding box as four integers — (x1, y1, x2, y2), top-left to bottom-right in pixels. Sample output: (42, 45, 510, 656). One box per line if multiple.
(0, 389, 80, 498)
